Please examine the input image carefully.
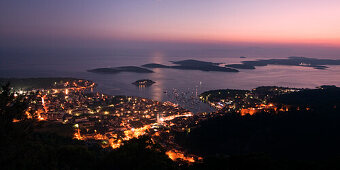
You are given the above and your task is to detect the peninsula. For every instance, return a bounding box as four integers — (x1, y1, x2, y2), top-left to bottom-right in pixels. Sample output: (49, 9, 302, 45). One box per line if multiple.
(0, 77, 93, 90)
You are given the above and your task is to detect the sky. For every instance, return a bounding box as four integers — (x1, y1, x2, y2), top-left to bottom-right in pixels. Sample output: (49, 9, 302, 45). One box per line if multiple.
(1, 0, 340, 48)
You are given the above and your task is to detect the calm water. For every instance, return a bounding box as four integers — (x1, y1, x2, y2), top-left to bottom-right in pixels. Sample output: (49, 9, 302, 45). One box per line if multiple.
(1, 48, 340, 113)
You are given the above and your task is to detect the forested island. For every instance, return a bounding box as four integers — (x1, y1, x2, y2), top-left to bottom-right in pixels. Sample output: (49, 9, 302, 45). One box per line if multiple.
(87, 57, 340, 75)
(142, 59, 239, 72)
(132, 79, 155, 87)
(230, 56, 340, 70)
(225, 64, 256, 69)
(88, 66, 154, 74)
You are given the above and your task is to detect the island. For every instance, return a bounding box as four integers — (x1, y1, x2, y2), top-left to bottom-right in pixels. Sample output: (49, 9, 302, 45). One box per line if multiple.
(142, 63, 170, 68)
(225, 64, 256, 69)
(132, 79, 155, 87)
(142, 59, 239, 72)
(87, 66, 154, 74)
(171, 59, 222, 66)
(231, 56, 340, 70)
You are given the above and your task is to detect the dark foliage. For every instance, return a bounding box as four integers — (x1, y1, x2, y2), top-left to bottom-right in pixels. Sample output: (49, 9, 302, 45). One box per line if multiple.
(177, 92, 340, 170)
(272, 86, 340, 110)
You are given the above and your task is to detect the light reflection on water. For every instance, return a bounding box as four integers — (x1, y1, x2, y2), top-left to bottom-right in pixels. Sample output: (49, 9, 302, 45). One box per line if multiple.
(150, 51, 165, 102)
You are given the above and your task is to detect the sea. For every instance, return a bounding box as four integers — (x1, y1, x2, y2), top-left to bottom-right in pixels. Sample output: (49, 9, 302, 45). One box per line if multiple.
(1, 47, 340, 113)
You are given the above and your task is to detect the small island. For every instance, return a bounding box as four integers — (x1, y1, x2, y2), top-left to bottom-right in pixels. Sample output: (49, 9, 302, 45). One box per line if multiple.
(132, 79, 155, 87)
(88, 66, 154, 74)
(142, 59, 239, 72)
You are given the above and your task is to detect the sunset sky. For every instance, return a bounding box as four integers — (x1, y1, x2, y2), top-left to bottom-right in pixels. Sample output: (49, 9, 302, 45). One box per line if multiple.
(1, 0, 340, 47)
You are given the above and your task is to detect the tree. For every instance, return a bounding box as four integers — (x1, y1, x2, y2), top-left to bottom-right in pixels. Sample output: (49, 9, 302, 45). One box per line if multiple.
(0, 83, 31, 135)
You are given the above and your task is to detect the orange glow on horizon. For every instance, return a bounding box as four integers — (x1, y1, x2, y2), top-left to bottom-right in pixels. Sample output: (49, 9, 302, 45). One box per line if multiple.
(111, 32, 340, 47)
(3, 0, 340, 47)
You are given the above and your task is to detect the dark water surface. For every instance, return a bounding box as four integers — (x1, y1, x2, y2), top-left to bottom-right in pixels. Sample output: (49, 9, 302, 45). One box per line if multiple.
(1, 48, 340, 113)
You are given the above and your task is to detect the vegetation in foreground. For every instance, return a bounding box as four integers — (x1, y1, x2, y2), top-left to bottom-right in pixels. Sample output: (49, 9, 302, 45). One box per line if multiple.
(177, 86, 340, 169)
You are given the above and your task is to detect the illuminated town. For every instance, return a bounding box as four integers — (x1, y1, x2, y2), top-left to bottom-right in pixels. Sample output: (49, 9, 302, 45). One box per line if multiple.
(199, 86, 301, 115)
(13, 79, 309, 164)
(17, 79, 203, 162)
